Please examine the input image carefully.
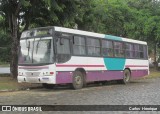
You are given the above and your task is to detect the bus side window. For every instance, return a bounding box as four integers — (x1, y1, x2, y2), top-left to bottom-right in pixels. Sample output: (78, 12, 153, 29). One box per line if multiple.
(73, 36, 86, 55)
(134, 44, 140, 59)
(125, 43, 134, 58)
(114, 41, 125, 58)
(102, 40, 113, 57)
(143, 45, 148, 59)
(139, 45, 144, 59)
(86, 38, 101, 56)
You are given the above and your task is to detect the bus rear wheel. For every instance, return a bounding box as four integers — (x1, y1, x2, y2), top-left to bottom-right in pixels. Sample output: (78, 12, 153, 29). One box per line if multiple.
(72, 71, 84, 89)
(118, 69, 131, 84)
(42, 83, 55, 89)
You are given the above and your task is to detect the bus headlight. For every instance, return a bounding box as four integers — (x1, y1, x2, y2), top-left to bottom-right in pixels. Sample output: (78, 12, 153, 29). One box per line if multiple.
(19, 72, 24, 76)
(43, 72, 54, 76)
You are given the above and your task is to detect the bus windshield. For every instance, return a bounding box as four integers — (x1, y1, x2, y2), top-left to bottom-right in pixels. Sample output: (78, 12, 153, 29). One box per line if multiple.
(18, 37, 53, 64)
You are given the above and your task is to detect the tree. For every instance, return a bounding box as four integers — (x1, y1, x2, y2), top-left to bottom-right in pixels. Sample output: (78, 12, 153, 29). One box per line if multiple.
(76, 0, 160, 70)
(76, 0, 136, 36)
(127, 0, 160, 69)
(0, 0, 79, 79)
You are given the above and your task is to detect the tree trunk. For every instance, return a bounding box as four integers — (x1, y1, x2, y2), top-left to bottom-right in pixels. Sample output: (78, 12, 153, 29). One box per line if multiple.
(10, 14, 19, 79)
(153, 42, 158, 70)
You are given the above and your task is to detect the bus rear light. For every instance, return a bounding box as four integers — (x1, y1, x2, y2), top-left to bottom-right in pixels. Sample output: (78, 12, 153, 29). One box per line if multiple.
(50, 72, 54, 75)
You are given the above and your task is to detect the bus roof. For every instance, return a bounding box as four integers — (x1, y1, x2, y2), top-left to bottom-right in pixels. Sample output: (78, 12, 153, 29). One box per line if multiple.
(54, 26, 147, 45)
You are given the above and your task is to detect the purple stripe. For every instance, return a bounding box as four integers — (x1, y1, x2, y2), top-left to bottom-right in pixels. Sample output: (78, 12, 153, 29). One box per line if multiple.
(56, 64, 105, 67)
(86, 71, 123, 82)
(56, 70, 149, 84)
(56, 72, 72, 84)
(131, 70, 148, 79)
(56, 71, 123, 84)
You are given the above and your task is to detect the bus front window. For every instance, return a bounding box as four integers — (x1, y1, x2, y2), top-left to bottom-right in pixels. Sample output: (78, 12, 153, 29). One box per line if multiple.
(33, 39, 52, 64)
(18, 40, 33, 64)
(18, 38, 53, 64)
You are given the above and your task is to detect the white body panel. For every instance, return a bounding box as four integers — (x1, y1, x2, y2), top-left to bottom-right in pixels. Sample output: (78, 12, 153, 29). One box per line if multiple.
(125, 59, 149, 70)
(56, 57, 106, 71)
(54, 26, 147, 45)
(18, 64, 56, 84)
(54, 27, 105, 39)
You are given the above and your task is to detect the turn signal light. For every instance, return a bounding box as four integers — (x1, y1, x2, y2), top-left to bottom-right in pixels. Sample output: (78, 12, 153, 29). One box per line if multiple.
(19, 72, 24, 76)
(43, 72, 54, 76)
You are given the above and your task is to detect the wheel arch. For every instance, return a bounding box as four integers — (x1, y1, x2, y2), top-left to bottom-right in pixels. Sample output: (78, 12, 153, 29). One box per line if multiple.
(74, 68, 87, 86)
(74, 68, 87, 77)
(124, 68, 132, 77)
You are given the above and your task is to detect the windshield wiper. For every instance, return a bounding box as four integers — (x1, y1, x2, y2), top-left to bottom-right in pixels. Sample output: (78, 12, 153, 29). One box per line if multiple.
(36, 37, 42, 54)
(25, 38, 30, 56)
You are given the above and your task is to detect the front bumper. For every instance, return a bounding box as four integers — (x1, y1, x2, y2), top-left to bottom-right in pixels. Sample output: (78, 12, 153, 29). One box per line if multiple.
(18, 76, 55, 84)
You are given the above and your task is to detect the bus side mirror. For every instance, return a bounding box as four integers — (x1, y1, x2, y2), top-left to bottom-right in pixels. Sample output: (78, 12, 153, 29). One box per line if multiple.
(60, 38, 64, 45)
(72, 36, 75, 44)
(19, 46, 21, 53)
(26, 41, 30, 48)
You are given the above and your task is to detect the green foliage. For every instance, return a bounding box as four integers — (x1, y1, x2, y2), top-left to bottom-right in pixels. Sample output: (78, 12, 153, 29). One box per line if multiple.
(0, 0, 79, 78)
(1, 0, 160, 66)
(0, 48, 10, 62)
(0, 16, 10, 63)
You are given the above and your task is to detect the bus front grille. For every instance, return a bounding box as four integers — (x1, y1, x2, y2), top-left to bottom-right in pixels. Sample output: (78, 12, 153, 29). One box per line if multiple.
(25, 72, 41, 77)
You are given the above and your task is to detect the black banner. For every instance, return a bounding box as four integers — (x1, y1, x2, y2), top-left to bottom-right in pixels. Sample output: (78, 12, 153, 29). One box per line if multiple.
(0, 105, 159, 111)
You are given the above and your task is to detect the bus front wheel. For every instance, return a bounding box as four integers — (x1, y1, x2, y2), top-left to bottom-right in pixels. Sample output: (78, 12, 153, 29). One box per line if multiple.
(72, 71, 84, 89)
(118, 69, 131, 84)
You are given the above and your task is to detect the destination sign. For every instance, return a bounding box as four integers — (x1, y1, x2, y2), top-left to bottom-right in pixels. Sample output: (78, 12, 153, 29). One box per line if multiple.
(21, 28, 52, 38)
(36, 29, 52, 36)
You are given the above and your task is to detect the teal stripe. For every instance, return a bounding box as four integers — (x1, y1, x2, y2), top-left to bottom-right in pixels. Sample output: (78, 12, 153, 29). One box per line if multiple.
(103, 58, 126, 70)
(105, 35, 122, 41)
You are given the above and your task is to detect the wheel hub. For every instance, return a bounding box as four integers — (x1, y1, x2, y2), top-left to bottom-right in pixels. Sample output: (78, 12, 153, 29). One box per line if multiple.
(75, 76, 82, 85)
(124, 72, 129, 82)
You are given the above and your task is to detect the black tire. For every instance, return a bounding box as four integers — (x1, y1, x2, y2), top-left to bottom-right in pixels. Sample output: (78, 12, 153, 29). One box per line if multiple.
(72, 71, 84, 89)
(82, 72, 87, 87)
(42, 83, 55, 89)
(118, 69, 131, 84)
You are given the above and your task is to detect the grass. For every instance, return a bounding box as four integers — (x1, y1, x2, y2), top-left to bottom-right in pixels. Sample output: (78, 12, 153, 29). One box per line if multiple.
(0, 74, 41, 91)
(0, 62, 10, 67)
(0, 76, 19, 90)
(0, 70, 160, 91)
(143, 71, 160, 79)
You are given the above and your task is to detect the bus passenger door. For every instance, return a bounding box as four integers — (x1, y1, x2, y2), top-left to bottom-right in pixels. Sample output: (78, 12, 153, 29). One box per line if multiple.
(56, 37, 71, 64)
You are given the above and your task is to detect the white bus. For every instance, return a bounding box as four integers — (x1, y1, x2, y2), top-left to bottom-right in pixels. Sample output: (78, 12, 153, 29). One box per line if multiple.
(18, 26, 149, 89)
